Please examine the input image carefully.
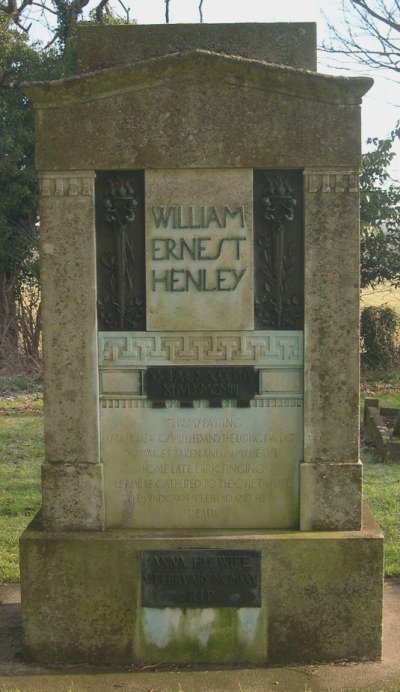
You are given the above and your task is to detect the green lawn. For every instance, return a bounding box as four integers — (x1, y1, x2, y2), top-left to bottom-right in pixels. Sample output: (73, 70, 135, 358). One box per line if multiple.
(360, 372, 400, 576)
(362, 448, 400, 577)
(0, 395, 43, 582)
(1, 389, 400, 583)
(361, 370, 400, 411)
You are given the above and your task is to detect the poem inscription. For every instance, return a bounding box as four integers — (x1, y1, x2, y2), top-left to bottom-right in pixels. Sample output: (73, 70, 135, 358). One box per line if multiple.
(102, 404, 302, 529)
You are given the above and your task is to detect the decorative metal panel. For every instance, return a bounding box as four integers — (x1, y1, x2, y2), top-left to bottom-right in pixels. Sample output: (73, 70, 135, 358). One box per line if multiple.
(254, 170, 303, 330)
(96, 171, 146, 330)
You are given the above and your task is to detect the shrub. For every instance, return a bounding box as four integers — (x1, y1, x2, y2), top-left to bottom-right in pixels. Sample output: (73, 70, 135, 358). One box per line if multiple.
(361, 305, 400, 371)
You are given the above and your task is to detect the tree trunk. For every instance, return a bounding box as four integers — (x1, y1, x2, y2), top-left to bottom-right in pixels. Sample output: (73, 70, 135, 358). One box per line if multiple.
(0, 272, 19, 367)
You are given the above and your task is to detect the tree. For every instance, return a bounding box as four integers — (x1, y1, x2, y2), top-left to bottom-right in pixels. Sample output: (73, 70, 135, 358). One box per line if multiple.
(0, 0, 136, 369)
(360, 123, 400, 288)
(0, 0, 132, 53)
(323, 0, 400, 74)
(0, 15, 62, 367)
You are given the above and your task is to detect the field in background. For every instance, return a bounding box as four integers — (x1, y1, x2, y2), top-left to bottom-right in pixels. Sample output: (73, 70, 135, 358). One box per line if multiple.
(361, 283, 400, 317)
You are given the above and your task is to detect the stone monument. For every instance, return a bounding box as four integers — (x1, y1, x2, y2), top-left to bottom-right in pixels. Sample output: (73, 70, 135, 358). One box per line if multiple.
(20, 23, 383, 665)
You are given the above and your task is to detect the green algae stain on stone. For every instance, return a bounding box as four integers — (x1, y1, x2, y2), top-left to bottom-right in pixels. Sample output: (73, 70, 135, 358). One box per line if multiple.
(137, 607, 266, 664)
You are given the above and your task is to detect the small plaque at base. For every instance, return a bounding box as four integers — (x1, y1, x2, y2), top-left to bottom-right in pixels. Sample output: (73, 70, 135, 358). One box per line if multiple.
(141, 549, 261, 607)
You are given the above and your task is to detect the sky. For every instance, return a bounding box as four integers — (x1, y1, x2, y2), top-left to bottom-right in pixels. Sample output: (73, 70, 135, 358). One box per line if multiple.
(29, 0, 400, 172)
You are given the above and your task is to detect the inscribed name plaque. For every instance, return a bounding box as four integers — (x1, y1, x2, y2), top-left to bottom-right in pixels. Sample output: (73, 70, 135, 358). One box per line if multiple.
(145, 169, 254, 331)
(144, 367, 259, 402)
(142, 550, 261, 607)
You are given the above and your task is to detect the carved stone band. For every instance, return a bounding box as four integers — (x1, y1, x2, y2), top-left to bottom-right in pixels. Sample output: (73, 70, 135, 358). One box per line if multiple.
(39, 173, 95, 196)
(303, 170, 358, 194)
(98, 331, 303, 367)
(101, 397, 303, 408)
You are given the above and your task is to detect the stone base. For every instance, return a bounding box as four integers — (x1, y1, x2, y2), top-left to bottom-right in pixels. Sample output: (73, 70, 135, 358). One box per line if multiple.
(20, 502, 383, 666)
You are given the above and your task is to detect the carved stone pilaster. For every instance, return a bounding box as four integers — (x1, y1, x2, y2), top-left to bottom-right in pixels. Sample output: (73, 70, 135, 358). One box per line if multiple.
(302, 167, 361, 530)
(39, 170, 104, 530)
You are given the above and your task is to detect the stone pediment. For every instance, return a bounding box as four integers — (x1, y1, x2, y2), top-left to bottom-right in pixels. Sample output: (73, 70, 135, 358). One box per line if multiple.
(25, 48, 372, 108)
(24, 47, 373, 170)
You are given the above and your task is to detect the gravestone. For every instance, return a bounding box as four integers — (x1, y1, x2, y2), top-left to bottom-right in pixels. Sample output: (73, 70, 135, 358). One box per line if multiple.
(20, 23, 383, 666)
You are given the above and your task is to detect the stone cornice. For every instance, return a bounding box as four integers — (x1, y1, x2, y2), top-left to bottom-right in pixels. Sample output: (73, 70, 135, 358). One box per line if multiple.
(23, 49, 373, 109)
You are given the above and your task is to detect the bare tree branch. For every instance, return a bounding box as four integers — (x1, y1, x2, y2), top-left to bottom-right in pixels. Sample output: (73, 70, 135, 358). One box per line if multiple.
(116, 0, 129, 23)
(322, 0, 400, 74)
(352, 0, 400, 32)
(43, 33, 57, 49)
(199, 0, 204, 23)
(0, 0, 32, 29)
(165, 0, 170, 24)
(94, 0, 109, 22)
(31, 1, 57, 14)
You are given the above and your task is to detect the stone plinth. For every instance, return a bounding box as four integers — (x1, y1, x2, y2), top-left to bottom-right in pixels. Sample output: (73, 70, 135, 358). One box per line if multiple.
(20, 504, 383, 665)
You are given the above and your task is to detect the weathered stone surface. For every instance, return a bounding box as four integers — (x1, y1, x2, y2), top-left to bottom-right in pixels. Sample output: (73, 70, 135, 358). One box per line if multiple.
(364, 404, 391, 459)
(265, 503, 383, 665)
(41, 463, 104, 530)
(24, 52, 372, 172)
(20, 503, 382, 665)
(364, 399, 400, 462)
(77, 23, 318, 72)
(260, 369, 302, 394)
(102, 370, 141, 394)
(39, 173, 100, 467)
(303, 170, 360, 467)
(300, 462, 362, 531)
(145, 169, 253, 331)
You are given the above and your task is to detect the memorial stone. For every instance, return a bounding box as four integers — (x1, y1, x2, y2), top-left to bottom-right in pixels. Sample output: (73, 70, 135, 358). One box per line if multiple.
(20, 22, 384, 667)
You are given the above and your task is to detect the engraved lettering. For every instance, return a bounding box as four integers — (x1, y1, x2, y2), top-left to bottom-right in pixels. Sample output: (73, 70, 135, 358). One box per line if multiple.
(224, 204, 246, 227)
(152, 206, 172, 228)
(142, 550, 261, 607)
(151, 205, 245, 230)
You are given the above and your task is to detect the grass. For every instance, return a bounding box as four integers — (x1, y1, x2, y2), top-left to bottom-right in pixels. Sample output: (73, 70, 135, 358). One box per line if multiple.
(360, 370, 400, 576)
(361, 370, 400, 416)
(0, 387, 43, 583)
(1, 378, 400, 583)
(362, 447, 400, 577)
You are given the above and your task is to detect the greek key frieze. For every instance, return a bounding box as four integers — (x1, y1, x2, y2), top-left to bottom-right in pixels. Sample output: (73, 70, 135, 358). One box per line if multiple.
(98, 331, 303, 367)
